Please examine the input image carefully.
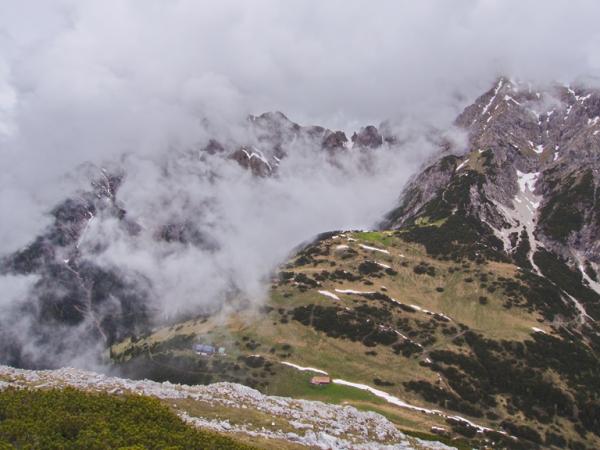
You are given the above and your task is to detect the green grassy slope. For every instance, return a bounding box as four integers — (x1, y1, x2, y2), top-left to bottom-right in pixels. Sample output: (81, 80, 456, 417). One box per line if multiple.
(111, 230, 600, 450)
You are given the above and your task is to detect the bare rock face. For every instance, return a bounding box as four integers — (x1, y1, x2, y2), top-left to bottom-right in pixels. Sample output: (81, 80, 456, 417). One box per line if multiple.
(384, 77, 600, 279)
(230, 146, 274, 177)
(207, 112, 354, 174)
(223, 113, 391, 174)
(321, 130, 348, 151)
(351, 125, 383, 148)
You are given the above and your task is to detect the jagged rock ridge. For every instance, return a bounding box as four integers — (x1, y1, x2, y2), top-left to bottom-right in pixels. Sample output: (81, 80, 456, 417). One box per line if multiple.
(383, 77, 600, 316)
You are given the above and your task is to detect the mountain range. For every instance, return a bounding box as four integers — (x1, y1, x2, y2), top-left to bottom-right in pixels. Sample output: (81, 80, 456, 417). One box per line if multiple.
(1, 78, 600, 449)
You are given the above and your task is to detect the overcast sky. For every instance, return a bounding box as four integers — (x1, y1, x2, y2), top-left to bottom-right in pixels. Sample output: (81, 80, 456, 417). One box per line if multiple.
(2, 0, 600, 272)
(2, 1, 600, 132)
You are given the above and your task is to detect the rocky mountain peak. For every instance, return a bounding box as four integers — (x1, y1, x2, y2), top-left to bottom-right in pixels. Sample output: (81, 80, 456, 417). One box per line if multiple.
(208, 113, 392, 175)
(457, 77, 600, 167)
(351, 125, 383, 148)
(384, 77, 600, 300)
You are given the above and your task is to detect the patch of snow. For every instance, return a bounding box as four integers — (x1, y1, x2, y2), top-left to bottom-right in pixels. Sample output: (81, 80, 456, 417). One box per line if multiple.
(241, 147, 272, 172)
(407, 304, 452, 322)
(375, 262, 391, 269)
(434, 312, 452, 322)
(491, 171, 543, 272)
(76, 212, 95, 249)
(332, 379, 497, 435)
(318, 290, 341, 301)
(281, 362, 329, 375)
(477, 79, 503, 121)
(588, 116, 599, 126)
(359, 244, 390, 254)
(335, 289, 375, 295)
(576, 93, 592, 103)
(576, 255, 600, 297)
(533, 144, 544, 154)
(455, 159, 469, 171)
(531, 327, 546, 334)
(516, 170, 540, 194)
(564, 292, 592, 324)
(333, 379, 437, 414)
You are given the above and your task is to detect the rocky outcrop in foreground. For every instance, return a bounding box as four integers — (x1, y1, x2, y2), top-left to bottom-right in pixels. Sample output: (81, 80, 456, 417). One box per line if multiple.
(0, 365, 453, 450)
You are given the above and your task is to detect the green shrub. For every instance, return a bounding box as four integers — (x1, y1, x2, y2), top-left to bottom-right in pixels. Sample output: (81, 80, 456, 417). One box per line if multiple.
(0, 388, 254, 449)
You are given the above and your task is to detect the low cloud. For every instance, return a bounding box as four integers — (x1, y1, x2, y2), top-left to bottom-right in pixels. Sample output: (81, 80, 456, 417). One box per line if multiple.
(1, 0, 600, 368)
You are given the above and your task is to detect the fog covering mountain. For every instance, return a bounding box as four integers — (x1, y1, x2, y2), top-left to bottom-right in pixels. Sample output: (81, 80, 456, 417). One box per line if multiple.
(0, 113, 446, 368)
(3, 75, 600, 374)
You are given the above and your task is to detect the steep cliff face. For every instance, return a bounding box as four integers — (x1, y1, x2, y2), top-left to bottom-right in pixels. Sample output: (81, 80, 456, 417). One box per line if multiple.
(383, 78, 600, 289)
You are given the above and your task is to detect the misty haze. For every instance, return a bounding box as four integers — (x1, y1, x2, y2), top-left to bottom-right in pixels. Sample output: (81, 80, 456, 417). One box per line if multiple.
(1, 1, 600, 449)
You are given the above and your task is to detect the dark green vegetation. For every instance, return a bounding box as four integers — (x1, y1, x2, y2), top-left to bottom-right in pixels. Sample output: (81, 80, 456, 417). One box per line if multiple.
(511, 229, 532, 270)
(115, 331, 282, 390)
(534, 248, 600, 320)
(539, 169, 596, 243)
(410, 329, 600, 448)
(391, 170, 507, 263)
(0, 387, 253, 450)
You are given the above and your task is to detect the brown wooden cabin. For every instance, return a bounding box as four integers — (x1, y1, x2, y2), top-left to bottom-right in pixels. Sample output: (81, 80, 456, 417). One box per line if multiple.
(310, 376, 332, 385)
